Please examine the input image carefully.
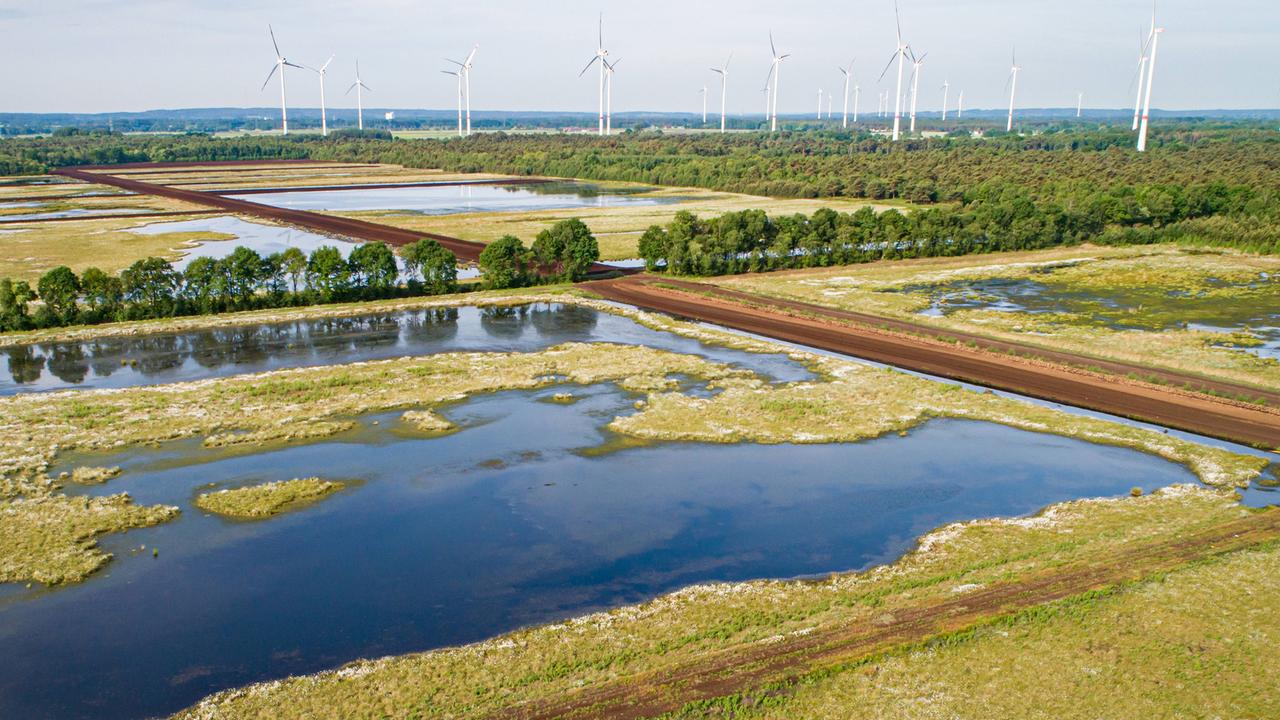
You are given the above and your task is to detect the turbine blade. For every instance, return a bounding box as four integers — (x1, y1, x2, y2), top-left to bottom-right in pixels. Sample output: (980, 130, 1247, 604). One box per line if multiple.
(726, 52, 734, 71)
(346, 83, 358, 95)
(465, 46, 478, 66)
(878, 53, 896, 82)
(270, 25, 280, 57)
(362, 82, 373, 92)
(918, 51, 928, 63)
(260, 64, 279, 91)
(284, 61, 304, 69)
(578, 56, 600, 77)
(321, 55, 335, 72)
(895, 0, 903, 43)
(598, 12, 604, 49)
(770, 31, 777, 59)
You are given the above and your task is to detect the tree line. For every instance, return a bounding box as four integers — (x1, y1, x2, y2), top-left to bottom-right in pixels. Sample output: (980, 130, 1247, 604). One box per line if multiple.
(0, 238, 458, 332)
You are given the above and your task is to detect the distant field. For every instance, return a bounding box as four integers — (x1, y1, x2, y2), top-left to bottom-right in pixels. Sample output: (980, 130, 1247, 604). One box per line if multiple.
(337, 185, 903, 260)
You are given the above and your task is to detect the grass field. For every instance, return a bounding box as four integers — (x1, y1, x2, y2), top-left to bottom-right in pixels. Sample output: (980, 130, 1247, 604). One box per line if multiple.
(339, 186, 900, 261)
(710, 244, 1280, 391)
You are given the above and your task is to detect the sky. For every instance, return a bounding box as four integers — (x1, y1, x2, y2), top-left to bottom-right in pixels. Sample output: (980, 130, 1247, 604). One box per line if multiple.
(1, 0, 1277, 115)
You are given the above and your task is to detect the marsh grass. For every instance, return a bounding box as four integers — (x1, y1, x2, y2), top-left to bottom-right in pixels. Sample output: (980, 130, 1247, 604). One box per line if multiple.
(194, 478, 345, 520)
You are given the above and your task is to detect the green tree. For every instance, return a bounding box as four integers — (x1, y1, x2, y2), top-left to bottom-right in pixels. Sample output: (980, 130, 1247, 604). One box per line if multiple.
(36, 266, 82, 323)
(0, 278, 36, 331)
(279, 246, 307, 295)
(478, 235, 531, 290)
(224, 246, 266, 306)
(531, 218, 599, 281)
(80, 267, 123, 319)
(348, 242, 399, 297)
(403, 238, 458, 295)
(183, 257, 221, 314)
(121, 257, 179, 318)
(305, 246, 351, 301)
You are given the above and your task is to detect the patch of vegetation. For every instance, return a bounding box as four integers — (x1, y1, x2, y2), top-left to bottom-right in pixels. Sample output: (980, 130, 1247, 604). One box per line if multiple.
(194, 478, 345, 519)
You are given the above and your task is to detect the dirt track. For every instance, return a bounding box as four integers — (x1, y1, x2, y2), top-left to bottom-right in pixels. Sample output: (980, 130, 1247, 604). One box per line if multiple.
(491, 509, 1280, 720)
(585, 276, 1280, 449)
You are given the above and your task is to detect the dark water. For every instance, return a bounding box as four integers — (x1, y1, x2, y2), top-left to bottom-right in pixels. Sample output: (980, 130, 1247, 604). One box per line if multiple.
(905, 275, 1280, 359)
(228, 181, 681, 215)
(0, 378, 1205, 719)
(0, 304, 812, 394)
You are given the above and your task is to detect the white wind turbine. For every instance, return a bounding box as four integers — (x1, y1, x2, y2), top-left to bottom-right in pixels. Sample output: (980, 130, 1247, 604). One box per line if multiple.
(700, 85, 707, 124)
(1077, 91, 1084, 118)
(878, 1, 909, 141)
(1131, 27, 1153, 131)
(304, 55, 335, 137)
(604, 57, 620, 135)
(838, 59, 856, 128)
(766, 32, 790, 132)
(1137, 19, 1163, 152)
(442, 69, 464, 137)
(711, 53, 733, 133)
(346, 60, 372, 131)
(907, 48, 927, 133)
(260, 26, 303, 135)
(817, 88, 824, 119)
(958, 89, 964, 118)
(578, 14, 610, 136)
(941, 78, 950, 121)
(1005, 48, 1021, 132)
(447, 45, 479, 136)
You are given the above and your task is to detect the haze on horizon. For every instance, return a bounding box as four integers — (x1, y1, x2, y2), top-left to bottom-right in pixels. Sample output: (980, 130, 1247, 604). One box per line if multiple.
(1, 0, 1277, 116)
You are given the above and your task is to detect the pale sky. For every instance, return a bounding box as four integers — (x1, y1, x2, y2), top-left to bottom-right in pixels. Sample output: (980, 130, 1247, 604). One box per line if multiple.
(1, 0, 1276, 114)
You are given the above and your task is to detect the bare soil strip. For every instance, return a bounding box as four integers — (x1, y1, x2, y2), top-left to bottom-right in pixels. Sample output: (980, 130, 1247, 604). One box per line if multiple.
(203, 178, 551, 195)
(490, 509, 1280, 720)
(585, 276, 1280, 448)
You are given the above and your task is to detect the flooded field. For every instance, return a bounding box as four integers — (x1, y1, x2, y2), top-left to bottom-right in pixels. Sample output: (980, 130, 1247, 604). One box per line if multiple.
(0, 394, 1206, 718)
(0, 304, 811, 394)
(229, 181, 682, 215)
(127, 216, 365, 272)
(907, 274, 1280, 359)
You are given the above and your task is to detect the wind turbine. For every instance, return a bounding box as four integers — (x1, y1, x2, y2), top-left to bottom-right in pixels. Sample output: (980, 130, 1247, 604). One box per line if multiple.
(1131, 27, 1152, 131)
(711, 53, 733, 133)
(1005, 48, 1021, 133)
(260, 26, 303, 135)
(578, 14, 610, 136)
(1137, 23, 1163, 151)
(346, 60, 372, 130)
(838, 59, 856, 128)
(442, 69, 464, 137)
(604, 57, 620, 135)
(304, 55, 335, 137)
(1077, 91, 1084, 118)
(699, 85, 708, 124)
(907, 48, 927, 133)
(941, 78, 950, 121)
(958, 89, 964, 118)
(766, 32, 790, 132)
(878, 1, 909, 141)
(447, 45, 478, 136)
(817, 88, 824, 119)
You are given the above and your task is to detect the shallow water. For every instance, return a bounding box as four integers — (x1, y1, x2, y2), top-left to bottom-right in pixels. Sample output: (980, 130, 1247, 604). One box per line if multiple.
(0, 304, 812, 394)
(0, 206, 153, 222)
(129, 216, 366, 271)
(906, 276, 1280, 359)
(0, 391, 1202, 718)
(229, 181, 681, 214)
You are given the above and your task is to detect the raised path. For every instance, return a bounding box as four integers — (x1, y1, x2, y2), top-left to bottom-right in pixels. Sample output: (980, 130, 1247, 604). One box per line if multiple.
(585, 275, 1280, 449)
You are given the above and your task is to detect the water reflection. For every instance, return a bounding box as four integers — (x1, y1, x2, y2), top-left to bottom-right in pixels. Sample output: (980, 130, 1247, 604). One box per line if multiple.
(0, 304, 808, 394)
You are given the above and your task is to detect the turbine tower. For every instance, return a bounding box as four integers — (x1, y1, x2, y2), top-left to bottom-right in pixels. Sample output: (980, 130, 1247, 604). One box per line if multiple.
(442, 69, 464, 137)
(958, 89, 964, 118)
(838, 59, 856, 129)
(447, 45, 479, 136)
(941, 78, 950, 121)
(817, 88, 824, 119)
(711, 53, 733, 133)
(346, 60, 372, 131)
(604, 58, 620, 135)
(578, 14, 610, 136)
(1138, 25, 1163, 152)
(907, 48, 927, 133)
(853, 83, 861, 123)
(304, 56, 335, 137)
(1131, 27, 1152, 131)
(1077, 91, 1084, 118)
(700, 85, 707, 124)
(878, 2, 909, 141)
(260, 26, 302, 135)
(766, 32, 790, 132)
(1005, 48, 1021, 133)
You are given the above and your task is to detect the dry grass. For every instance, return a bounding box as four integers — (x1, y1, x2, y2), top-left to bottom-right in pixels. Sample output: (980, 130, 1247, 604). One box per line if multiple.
(713, 244, 1280, 390)
(194, 478, 344, 519)
(335, 186, 899, 261)
(174, 487, 1274, 719)
(0, 213, 235, 282)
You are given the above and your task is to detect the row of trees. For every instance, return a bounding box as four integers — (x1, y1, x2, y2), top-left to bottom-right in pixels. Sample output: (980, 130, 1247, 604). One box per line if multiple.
(477, 218, 601, 289)
(0, 238, 457, 332)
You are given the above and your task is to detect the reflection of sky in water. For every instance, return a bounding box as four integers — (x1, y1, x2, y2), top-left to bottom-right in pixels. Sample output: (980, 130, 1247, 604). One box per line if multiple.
(0, 206, 152, 222)
(906, 276, 1280, 360)
(0, 303, 813, 394)
(2, 389, 1212, 719)
(130, 216, 366, 271)
(229, 182, 678, 215)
